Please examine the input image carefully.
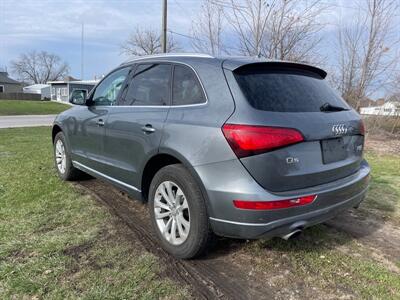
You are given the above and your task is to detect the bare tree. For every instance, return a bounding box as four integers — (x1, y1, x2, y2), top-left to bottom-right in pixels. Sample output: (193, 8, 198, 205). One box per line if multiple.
(388, 75, 400, 133)
(11, 51, 69, 84)
(191, 0, 225, 55)
(263, 0, 326, 63)
(221, 0, 273, 56)
(336, 0, 399, 110)
(217, 0, 326, 62)
(121, 28, 180, 56)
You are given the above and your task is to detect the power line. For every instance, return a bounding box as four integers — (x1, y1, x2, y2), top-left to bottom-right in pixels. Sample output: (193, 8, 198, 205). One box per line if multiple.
(172, 0, 191, 16)
(168, 29, 242, 52)
(169, 29, 400, 73)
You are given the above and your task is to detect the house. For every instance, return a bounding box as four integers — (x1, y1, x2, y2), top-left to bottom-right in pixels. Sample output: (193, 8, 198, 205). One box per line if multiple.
(48, 76, 98, 102)
(0, 71, 22, 93)
(23, 84, 51, 100)
(360, 101, 400, 116)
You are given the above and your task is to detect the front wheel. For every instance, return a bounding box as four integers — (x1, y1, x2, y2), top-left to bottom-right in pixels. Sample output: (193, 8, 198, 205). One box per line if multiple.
(149, 164, 214, 259)
(53, 132, 83, 181)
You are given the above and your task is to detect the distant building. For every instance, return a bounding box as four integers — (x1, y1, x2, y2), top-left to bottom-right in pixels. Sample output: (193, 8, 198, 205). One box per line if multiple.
(360, 101, 400, 116)
(0, 71, 22, 93)
(23, 84, 51, 100)
(358, 97, 385, 108)
(47, 76, 98, 102)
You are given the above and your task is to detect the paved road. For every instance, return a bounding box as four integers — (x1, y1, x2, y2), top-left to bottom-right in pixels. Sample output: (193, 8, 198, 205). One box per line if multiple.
(0, 115, 56, 128)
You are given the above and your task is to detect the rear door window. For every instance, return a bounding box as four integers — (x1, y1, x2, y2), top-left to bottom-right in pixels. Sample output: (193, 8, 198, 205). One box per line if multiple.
(120, 64, 171, 106)
(233, 65, 349, 112)
(172, 65, 205, 106)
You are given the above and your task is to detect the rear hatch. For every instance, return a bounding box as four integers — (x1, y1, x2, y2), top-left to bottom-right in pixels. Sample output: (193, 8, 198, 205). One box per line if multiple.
(223, 61, 365, 192)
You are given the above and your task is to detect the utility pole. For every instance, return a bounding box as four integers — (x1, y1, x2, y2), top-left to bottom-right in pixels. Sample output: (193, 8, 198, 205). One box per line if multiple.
(161, 0, 167, 53)
(81, 22, 84, 79)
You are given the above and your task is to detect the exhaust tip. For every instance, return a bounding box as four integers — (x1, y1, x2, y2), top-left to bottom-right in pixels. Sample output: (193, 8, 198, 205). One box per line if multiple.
(281, 229, 302, 241)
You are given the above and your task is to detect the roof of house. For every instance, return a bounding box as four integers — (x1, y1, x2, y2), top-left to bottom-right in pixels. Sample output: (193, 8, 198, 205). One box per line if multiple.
(0, 71, 21, 85)
(47, 75, 81, 84)
(23, 84, 50, 89)
(47, 79, 98, 85)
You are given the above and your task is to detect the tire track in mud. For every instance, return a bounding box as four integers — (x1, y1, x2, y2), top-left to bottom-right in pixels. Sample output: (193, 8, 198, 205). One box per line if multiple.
(75, 179, 268, 300)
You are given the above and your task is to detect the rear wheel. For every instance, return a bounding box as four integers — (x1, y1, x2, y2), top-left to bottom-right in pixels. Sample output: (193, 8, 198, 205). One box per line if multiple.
(149, 164, 213, 259)
(53, 132, 83, 181)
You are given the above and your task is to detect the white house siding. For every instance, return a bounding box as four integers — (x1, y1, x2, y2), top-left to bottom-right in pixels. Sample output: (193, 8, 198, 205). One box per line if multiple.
(360, 102, 400, 116)
(48, 80, 98, 103)
(50, 84, 69, 102)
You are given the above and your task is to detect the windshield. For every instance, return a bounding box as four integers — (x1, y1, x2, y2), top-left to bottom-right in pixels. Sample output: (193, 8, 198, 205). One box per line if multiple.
(234, 66, 349, 112)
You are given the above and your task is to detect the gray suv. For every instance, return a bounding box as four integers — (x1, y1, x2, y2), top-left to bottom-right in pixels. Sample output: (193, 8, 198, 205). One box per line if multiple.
(52, 54, 370, 259)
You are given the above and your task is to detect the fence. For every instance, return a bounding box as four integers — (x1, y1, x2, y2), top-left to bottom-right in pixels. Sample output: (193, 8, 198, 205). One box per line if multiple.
(0, 93, 42, 101)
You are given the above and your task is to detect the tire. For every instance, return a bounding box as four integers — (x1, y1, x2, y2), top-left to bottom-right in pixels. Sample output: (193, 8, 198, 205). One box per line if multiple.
(53, 132, 83, 181)
(149, 164, 214, 259)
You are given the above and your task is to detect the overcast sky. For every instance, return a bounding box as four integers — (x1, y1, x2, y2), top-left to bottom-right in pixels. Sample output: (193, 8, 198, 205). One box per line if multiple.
(0, 0, 396, 93)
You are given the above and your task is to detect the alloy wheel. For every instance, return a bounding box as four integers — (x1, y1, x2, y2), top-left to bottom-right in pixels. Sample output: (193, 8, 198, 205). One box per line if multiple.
(154, 181, 190, 245)
(55, 139, 66, 174)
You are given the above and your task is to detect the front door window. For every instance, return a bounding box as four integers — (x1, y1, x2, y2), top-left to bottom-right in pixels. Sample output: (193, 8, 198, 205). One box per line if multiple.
(92, 67, 130, 106)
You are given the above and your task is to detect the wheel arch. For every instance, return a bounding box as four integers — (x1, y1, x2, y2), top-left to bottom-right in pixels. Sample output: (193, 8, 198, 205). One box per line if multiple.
(140, 149, 212, 215)
(52, 124, 63, 143)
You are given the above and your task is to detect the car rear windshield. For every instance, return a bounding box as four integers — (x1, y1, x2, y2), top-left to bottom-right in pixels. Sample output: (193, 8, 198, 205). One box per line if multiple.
(233, 65, 349, 112)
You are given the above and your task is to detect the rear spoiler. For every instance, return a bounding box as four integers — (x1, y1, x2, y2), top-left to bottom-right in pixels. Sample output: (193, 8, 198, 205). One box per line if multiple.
(223, 60, 327, 79)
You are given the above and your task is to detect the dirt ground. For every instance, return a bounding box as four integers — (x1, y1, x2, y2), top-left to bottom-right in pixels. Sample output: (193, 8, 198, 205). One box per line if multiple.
(74, 135, 400, 299)
(365, 133, 400, 155)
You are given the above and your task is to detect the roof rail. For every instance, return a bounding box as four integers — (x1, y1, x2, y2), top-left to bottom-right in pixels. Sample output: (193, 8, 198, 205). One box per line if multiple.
(122, 53, 214, 64)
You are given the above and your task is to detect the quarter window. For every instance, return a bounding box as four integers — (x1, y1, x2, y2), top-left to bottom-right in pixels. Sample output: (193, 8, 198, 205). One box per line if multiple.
(92, 67, 130, 106)
(172, 65, 205, 105)
(120, 64, 171, 106)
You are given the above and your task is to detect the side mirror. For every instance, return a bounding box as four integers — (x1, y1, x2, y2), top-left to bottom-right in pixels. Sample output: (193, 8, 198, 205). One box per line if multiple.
(69, 89, 87, 105)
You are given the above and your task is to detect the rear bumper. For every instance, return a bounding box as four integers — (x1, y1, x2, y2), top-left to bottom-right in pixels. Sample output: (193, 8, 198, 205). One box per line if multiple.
(194, 159, 370, 239)
(210, 185, 367, 239)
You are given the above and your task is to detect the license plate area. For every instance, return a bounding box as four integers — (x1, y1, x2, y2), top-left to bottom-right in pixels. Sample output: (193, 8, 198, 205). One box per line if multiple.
(321, 137, 347, 164)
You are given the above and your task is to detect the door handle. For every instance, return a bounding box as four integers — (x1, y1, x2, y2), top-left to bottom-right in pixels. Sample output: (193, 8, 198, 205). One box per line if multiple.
(96, 119, 105, 127)
(141, 124, 156, 134)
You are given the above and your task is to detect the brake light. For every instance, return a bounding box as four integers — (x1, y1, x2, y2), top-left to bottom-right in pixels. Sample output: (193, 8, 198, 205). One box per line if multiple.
(222, 124, 304, 158)
(233, 195, 317, 210)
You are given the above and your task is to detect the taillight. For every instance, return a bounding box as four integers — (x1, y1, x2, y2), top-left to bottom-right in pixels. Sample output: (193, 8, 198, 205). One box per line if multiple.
(360, 120, 365, 135)
(222, 124, 304, 158)
(233, 195, 317, 210)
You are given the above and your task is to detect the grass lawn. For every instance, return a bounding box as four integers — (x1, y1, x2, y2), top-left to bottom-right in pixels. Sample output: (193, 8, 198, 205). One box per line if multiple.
(243, 149, 400, 299)
(0, 127, 188, 299)
(0, 127, 399, 299)
(0, 100, 70, 116)
(245, 224, 400, 299)
(363, 152, 400, 223)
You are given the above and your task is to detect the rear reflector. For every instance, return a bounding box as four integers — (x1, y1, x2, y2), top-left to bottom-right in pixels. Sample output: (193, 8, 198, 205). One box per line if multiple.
(222, 124, 304, 158)
(233, 195, 317, 210)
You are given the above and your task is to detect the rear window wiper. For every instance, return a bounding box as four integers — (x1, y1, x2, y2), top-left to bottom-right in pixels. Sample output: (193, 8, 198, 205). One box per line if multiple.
(320, 102, 350, 112)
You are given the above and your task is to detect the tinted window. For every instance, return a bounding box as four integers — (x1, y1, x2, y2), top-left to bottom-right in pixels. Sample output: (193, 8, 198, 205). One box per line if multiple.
(234, 66, 349, 112)
(92, 67, 130, 106)
(120, 64, 171, 106)
(172, 65, 205, 105)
